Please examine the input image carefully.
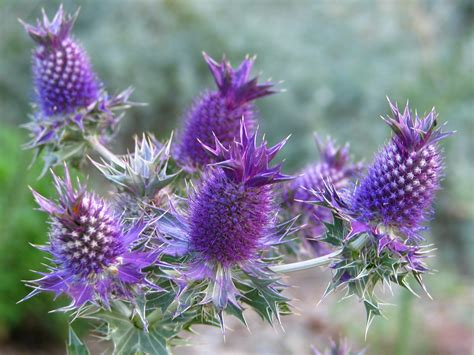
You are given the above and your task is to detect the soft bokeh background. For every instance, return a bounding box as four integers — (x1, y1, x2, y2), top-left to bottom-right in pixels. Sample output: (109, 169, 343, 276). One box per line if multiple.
(0, 0, 473, 354)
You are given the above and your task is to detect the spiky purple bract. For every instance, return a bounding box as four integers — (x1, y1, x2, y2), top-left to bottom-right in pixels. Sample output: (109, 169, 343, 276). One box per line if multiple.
(22, 165, 158, 310)
(174, 53, 276, 170)
(285, 136, 362, 254)
(22, 5, 99, 117)
(353, 100, 451, 237)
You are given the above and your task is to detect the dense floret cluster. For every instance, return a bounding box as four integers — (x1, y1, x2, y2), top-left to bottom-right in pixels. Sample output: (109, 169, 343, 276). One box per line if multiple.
(174, 53, 276, 170)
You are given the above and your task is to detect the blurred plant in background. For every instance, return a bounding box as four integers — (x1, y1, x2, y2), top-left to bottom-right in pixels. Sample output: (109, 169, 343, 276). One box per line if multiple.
(0, 0, 472, 354)
(0, 126, 69, 348)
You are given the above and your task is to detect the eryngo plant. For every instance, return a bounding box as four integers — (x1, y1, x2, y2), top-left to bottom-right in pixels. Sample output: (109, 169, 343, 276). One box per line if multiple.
(159, 121, 295, 324)
(19, 6, 453, 355)
(22, 165, 160, 311)
(313, 100, 453, 330)
(20, 5, 137, 175)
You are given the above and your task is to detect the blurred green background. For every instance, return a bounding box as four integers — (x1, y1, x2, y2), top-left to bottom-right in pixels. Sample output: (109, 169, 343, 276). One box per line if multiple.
(0, 0, 472, 354)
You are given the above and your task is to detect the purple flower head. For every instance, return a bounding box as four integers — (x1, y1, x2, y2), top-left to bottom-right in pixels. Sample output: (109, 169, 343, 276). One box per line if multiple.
(21, 5, 100, 117)
(314, 99, 452, 323)
(22, 165, 158, 311)
(190, 122, 292, 268)
(352, 99, 453, 236)
(284, 135, 363, 255)
(174, 53, 276, 170)
(21, 7, 136, 175)
(160, 122, 294, 311)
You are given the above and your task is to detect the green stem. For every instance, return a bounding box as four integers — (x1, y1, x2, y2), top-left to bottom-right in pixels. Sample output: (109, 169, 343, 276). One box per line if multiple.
(269, 249, 341, 273)
(87, 135, 125, 168)
(395, 290, 413, 355)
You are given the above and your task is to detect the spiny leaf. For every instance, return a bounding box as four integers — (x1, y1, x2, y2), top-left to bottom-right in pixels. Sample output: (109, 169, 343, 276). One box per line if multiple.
(322, 215, 345, 246)
(66, 326, 89, 355)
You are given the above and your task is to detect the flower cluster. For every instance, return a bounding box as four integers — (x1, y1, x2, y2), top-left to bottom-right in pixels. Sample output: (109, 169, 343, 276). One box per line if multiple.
(18, 6, 453, 354)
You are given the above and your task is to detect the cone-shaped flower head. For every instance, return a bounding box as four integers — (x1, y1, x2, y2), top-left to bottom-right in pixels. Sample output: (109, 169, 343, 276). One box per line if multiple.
(174, 53, 276, 170)
(22, 165, 157, 310)
(160, 121, 293, 312)
(190, 120, 289, 267)
(352, 100, 452, 236)
(21, 5, 100, 117)
(314, 100, 452, 323)
(21, 6, 135, 175)
(285, 136, 362, 254)
(189, 123, 291, 267)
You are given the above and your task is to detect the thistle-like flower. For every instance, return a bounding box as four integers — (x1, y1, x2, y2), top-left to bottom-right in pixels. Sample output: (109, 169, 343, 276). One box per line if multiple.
(160, 121, 294, 321)
(21, 6, 135, 172)
(22, 6, 99, 117)
(315, 99, 453, 324)
(352, 100, 450, 237)
(22, 165, 158, 310)
(284, 136, 362, 255)
(174, 53, 276, 170)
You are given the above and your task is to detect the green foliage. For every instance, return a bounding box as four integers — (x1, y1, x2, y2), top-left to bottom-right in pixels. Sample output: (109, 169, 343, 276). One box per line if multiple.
(67, 326, 90, 355)
(0, 124, 68, 342)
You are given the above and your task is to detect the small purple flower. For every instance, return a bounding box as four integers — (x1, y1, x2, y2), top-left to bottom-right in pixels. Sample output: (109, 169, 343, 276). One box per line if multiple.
(21, 5, 99, 117)
(352, 99, 452, 237)
(21, 165, 158, 310)
(161, 121, 292, 310)
(174, 53, 276, 170)
(284, 135, 362, 255)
